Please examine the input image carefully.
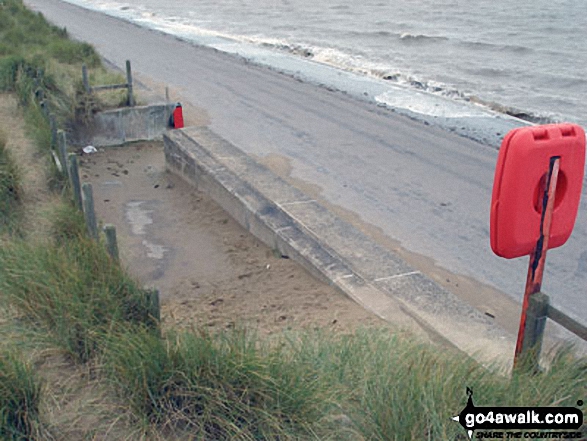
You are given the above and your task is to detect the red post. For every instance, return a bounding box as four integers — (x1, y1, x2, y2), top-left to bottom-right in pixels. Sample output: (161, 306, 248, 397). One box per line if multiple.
(513, 157, 560, 368)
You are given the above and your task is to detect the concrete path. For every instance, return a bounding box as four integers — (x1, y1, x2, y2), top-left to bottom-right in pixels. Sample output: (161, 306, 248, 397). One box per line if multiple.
(165, 127, 516, 366)
(24, 0, 587, 334)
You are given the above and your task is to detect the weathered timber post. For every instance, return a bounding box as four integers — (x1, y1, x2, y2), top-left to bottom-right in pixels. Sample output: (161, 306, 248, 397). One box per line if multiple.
(82, 183, 98, 240)
(103, 224, 119, 261)
(82, 64, 91, 94)
(126, 60, 135, 107)
(68, 153, 82, 210)
(57, 130, 68, 177)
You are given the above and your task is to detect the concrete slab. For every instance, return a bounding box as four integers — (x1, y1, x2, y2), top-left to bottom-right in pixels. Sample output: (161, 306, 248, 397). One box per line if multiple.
(283, 201, 414, 281)
(79, 103, 177, 147)
(179, 127, 313, 205)
(164, 126, 517, 368)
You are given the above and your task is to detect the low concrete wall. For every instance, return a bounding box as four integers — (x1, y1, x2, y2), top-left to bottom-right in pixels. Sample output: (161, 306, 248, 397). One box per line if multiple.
(80, 103, 176, 147)
(164, 127, 516, 368)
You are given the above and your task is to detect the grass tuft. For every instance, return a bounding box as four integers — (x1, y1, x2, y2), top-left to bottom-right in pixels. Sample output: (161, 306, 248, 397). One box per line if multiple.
(0, 227, 158, 363)
(0, 349, 43, 440)
(0, 132, 22, 234)
(104, 327, 331, 439)
(291, 329, 587, 440)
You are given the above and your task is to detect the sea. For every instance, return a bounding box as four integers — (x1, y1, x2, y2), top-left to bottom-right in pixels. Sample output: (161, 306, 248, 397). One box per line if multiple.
(62, 0, 587, 135)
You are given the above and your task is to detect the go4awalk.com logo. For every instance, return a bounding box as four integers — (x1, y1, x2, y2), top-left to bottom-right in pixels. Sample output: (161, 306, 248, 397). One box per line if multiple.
(452, 388, 584, 439)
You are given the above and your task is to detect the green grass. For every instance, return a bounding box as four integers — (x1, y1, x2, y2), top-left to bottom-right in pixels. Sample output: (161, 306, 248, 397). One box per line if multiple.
(0, 0, 100, 69)
(0, 203, 159, 363)
(0, 349, 43, 440)
(101, 327, 587, 440)
(290, 329, 587, 440)
(0, 0, 128, 143)
(0, 132, 22, 234)
(103, 327, 331, 440)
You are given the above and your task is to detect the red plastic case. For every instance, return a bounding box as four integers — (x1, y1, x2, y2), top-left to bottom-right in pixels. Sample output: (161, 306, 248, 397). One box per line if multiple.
(490, 124, 585, 259)
(172, 104, 184, 129)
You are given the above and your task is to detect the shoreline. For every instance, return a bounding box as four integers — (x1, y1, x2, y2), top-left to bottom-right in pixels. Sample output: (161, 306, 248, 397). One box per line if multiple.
(52, 0, 532, 148)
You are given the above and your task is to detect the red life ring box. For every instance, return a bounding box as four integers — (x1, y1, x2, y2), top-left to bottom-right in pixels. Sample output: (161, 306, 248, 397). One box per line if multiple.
(490, 124, 585, 259)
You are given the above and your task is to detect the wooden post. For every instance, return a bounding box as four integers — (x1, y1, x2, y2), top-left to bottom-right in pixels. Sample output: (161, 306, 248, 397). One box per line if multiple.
(103, 224, 119, 261)
(68, 153, 82, 210)
(82, 64, 90, 94)
(38, 87, 45, 111)
(519, 292, 549, 371)
(57, 130, 68, 177)
(548, 306, 587, 342)
(165, 86, 170, 103)
(145, 288, 161, 323)
(49, 114, 57, 148)
(126, 60, 135, 107)
(82, 183, 98, 240)
(40, 97, 47, 117)
(34, 85, 42, 103)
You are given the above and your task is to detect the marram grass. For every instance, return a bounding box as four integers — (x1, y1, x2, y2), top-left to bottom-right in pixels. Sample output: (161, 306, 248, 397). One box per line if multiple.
(0, 349, 43, 440)
(100, 326, 586, 440)
(290, 329, 587, 440)
(0, 228, 158, 363)
(0, 132, 22, 235)
(103, 326, 331, 440)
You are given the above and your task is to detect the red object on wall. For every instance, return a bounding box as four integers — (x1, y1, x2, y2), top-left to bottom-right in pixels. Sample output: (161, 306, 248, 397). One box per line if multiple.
(490, 124, 585, 259)
(172, 104, 184, 129)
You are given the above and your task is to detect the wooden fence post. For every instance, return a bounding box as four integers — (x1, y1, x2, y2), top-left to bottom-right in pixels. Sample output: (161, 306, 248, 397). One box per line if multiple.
(49, 114, 57, 148)
(57, 130, 68, 177)
(82, 64, 90, 94)
(126, 60, 135, 107)
(36, 87, 44, 104)
(82, 183, 98, 240)
(103, 224, 119, 261)
(145, 288, 161, 323)
(68, 153, 82, 210)
(40, 98, 47, 117)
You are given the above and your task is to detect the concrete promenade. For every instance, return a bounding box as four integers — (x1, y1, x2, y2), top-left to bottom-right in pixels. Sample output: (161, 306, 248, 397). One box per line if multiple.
(24, 0, 587, 342)
(165, 127, 515, 365)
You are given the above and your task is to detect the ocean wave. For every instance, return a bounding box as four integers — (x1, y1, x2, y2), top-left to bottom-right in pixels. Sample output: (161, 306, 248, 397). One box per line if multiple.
(399, 33, 449, 43)
(345, 30, 450, 44)
(465, 67, 512, 78)
(461, 40, 533, 54)
(467, 96, 557, 124)
(348, 30, 397, 38)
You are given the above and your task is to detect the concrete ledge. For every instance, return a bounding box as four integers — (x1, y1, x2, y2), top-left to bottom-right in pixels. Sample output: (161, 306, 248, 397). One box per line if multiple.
(80, 103, 176, 147)
(164, 127, 516, 368)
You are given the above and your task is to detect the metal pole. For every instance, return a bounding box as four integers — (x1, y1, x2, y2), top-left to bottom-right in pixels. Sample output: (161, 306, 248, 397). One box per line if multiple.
(126, 60, 135, 107)
(514, 157, 560, 368)
(82, 183, 98, 240)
